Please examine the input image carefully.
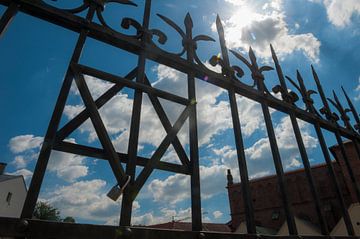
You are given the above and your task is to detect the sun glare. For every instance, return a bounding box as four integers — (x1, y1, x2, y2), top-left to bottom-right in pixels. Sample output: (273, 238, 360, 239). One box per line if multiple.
(231, 5, 258, 29)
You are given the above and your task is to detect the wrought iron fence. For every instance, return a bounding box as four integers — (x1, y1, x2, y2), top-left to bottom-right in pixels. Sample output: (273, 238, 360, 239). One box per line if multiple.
(0, 0, 359, 238)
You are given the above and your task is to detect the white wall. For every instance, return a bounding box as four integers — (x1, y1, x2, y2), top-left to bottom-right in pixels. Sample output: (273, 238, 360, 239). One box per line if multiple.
(331, 203, 360, 236)
(0, 177, 27, 218)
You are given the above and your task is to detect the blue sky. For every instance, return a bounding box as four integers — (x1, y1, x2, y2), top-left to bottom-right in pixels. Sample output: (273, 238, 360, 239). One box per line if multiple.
(0, 0, 360, 226)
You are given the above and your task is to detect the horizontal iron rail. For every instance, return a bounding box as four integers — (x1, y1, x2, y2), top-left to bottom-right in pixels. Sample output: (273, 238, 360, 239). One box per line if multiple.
(0, 217, 358, 239)
(1, 0, 358, 141)
(53, 141, 190, 175)
(74, 64, 190, 106)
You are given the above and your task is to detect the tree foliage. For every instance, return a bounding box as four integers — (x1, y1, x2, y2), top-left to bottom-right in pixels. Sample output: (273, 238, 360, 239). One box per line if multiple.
(33, 202, 76, 223)
(33, 201, 61, 221)
(63, 216, 76, 223)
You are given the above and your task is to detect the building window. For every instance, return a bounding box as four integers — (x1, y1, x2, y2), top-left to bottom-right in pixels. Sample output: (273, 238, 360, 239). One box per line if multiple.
(6, 192, 12, 205)
(271, 211, 280, 220)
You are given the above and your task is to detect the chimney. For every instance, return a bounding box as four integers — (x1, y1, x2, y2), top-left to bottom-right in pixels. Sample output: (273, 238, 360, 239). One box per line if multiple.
(227, 169, 233, 185)
(0, 162, 7, 175)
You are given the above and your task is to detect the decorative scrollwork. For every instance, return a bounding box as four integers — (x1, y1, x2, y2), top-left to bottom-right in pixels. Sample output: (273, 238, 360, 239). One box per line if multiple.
(284, 73, 315, 110)
(205, 16, 246, 84)
(230, 47, 273, 93)
(94, 1, 167, 44)
(157, 13, 215, 60)
(272, 84, 299, 104)
(328, 91, 353, 130)
(342, 86, 360, 133)
(209, 54, 244, 80)
(310, 65, 339, 123)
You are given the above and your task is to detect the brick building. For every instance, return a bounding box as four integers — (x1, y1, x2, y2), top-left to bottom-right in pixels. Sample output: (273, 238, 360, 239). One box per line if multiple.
(226, 141, 360, 232)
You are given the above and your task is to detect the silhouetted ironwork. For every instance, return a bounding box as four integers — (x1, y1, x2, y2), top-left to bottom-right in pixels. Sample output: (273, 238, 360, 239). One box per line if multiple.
(1, 0, 360, 237)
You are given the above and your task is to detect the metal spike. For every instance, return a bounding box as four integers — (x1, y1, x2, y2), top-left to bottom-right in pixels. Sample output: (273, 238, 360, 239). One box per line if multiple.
(296, 70, 306, 94)
(184, 12, 193, 29)
(342, 86, 360, 126)
(216, 15, 230, 67)
(216, 15, 223, 35)
(333, 91, 342, 110)
(270, 44, 287, 90)
(311, 65, 329, 109)
(248, 46, 257, 67)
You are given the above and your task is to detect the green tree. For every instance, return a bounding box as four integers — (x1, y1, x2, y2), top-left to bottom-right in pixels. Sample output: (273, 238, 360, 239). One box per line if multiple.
(63, 216, 76, 223)
(33, 201, 76, 222)
(33, 201, 61, 221)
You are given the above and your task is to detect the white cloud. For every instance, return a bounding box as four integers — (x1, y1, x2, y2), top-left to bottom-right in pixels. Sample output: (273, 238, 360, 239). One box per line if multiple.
(213, 116, 318, 180)
(130, 207, 192, 226)
(246, 116, 317, 173)
(13, 155, 27, 169)
(147, 164, 229, 205)
(213, 210, 223, 219)
(317, 0, 360, 27)
(215, 0, 321, 62)
(224, 0, 246, 6)
(147, 174, 189, 205)
(8, 168, 33, 182)
(43, 179, 139, 223)
(237, 96, 265, 136)
(8, 135, 43, 153)
(48, 150, 88, 182)
(286, 158, 302, 169)
(65, 64, 235, 151)
(8, 135, 89, 182)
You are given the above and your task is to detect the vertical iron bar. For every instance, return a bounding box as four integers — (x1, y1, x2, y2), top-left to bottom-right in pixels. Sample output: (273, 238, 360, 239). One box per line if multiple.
(228, 90, 256, 233)
(216, 16, 256, 234)
(334, 132, 360, 201)
(260, 100, 298, 235)
(313, 124, 355, 235)
(0, 1, 18, 37)
(120, 0, 151, 226)
(247, 47, 297, 234)
(271, 47, 328, 234)
(289, 116, 328, 234)
(20, 4, 96, 219)
(184, 14, 202, 231)
(308, 67, 355, 235)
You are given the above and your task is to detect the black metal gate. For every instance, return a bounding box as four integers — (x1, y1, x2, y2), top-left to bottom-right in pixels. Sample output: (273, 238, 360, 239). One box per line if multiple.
(1, 0, 360, 238)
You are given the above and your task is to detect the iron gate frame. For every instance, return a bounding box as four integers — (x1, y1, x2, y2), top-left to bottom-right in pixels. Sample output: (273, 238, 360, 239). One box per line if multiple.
(1, 0, 360, 238)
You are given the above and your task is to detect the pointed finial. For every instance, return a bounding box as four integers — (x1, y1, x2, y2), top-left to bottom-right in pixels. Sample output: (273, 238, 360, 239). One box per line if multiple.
(184, 12, 193, 29)
(311, 65, 329, 110)
(342, 86, 360, 132)
(271, 44, 287, 90)
(270, 44, 277, 61)
(216, 14, 222, 28)
(249, 46, 257, 66)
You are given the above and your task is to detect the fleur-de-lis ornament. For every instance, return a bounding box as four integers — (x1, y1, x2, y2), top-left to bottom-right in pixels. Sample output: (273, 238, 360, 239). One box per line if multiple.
(230, 47, 273, 93)
(157, 13, 215, 57)
(208, 16, 245, 81)
(312, 65, 339, 123)
(328, 91, 353, 130)
(285, 71, 317, 112)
